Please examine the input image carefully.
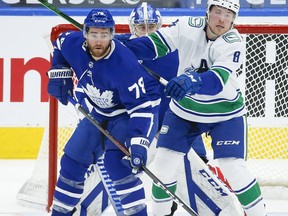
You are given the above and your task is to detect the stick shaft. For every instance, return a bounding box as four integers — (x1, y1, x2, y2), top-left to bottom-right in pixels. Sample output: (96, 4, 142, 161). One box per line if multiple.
(141, 64, 168, 86)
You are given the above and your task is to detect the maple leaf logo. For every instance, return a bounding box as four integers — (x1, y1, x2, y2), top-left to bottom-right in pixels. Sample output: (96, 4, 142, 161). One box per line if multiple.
(83, 84, 115, 108)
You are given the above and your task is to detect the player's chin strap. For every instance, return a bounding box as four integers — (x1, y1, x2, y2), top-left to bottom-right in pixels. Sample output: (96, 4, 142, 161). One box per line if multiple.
(67, 95, 197, 216)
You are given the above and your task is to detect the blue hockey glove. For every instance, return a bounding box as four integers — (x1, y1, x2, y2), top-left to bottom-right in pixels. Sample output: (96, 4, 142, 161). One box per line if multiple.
(165, 71, 202, 101)
(47, 67, 73, 105)
(122, 137, 150, 172)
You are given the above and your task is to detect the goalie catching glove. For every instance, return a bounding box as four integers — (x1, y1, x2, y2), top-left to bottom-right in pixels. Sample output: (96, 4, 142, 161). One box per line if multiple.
(47, 66, 73, 105)
(165, 70, 202, 101)
(122, 137, 150, 172)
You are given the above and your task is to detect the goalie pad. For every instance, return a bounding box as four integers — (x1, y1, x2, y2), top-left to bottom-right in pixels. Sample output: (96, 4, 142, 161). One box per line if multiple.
(208, 164, 232, 190)
(76, 136, 244, 216)
(61, 134, 244, 216)
(73, 135, 160, 215)
(176, 148, 244, 216)
(73, 156, 125, 216)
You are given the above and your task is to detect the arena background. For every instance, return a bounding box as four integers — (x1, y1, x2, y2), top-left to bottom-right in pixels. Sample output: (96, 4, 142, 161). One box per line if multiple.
(0, 0, 287, 158)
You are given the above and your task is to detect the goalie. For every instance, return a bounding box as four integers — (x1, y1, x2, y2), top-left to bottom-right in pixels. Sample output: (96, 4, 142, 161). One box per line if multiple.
(120, 0, 268, 215)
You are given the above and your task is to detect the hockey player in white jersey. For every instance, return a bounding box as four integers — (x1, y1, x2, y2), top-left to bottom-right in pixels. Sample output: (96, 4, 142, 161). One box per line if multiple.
(122, 0, 267, 215)
(47, 8, 161, 216)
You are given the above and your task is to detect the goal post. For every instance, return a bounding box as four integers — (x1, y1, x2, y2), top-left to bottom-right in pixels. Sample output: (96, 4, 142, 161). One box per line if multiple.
(17, 23, 288, 212)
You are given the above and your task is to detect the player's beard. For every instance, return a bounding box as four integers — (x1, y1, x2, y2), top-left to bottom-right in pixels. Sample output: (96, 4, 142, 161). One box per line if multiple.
(88, 40, 111, 59)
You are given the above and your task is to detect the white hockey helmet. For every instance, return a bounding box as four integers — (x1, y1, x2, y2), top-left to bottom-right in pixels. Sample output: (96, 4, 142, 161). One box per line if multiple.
(207, 0, 240, 20)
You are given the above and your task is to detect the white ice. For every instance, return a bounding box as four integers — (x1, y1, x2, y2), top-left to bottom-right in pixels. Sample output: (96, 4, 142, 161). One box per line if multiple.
(1, 159, 288, 216)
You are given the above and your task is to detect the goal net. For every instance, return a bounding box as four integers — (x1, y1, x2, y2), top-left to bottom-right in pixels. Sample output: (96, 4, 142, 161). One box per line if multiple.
(17, 23, 288, 212)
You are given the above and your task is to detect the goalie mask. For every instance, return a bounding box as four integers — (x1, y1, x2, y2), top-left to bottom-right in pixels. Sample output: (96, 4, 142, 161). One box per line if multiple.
(206, 0, 240, 23)
(84, 9, 115, 39)
(129, 2, 162, 37)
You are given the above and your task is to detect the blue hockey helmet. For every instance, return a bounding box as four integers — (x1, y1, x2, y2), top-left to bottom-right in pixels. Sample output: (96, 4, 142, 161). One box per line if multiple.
(84, 9, 115, 35)
(129, 2, 162, 36)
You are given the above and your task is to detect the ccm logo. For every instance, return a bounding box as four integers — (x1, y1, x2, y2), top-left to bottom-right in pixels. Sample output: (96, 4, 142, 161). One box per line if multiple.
(216, 140, 240, 146)
(199, 169, 228, 196)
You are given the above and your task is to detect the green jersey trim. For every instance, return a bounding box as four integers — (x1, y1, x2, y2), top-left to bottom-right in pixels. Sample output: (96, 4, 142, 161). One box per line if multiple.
(211, 66, 230, 84)
(149, 32, 169, 58)
(178, 91, 244, 114)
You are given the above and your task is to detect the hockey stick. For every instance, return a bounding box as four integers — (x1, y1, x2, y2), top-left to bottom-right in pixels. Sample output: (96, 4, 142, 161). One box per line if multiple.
(141, 64, 168, 86)
(38, 0, 82, 30)
(67, 96, 197, 216)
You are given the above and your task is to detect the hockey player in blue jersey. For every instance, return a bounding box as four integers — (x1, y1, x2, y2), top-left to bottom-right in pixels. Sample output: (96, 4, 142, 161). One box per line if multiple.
(47, 9, 161, 216)
(70, 4, 209, 215)
(120, 0, 267, 215)
(128, 2, 174, 131)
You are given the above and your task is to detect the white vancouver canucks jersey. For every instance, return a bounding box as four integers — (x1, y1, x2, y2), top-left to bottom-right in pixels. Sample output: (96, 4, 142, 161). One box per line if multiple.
(126, 16, 247, 123)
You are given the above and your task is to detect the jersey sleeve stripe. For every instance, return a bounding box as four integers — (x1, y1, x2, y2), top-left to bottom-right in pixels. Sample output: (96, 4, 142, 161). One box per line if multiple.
(210, 66, 233, 85)
(126, 101, 152, 115)
(148, 32, 170, 58)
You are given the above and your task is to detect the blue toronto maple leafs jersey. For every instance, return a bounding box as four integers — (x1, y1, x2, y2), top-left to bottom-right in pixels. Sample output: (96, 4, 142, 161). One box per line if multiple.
(114, 33, 179, 128)
(141, 50, 179, 128)
(52, 31, 161, 137)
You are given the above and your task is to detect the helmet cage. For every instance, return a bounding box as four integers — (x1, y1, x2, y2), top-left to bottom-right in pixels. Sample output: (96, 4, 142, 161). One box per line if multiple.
(129, 2, 162, 36)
